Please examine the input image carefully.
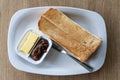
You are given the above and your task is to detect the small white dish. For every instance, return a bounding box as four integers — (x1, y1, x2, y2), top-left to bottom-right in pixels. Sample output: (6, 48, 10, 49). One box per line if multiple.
(8, 6, 107, 75)
(16, 28, 52, 64)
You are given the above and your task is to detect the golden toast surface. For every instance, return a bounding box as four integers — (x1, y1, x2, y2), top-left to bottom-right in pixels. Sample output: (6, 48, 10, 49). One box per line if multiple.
(38, 8, 102, 62)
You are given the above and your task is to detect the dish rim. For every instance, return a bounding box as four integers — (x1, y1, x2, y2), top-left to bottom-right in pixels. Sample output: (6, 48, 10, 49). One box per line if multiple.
(7, 6, 107, 76)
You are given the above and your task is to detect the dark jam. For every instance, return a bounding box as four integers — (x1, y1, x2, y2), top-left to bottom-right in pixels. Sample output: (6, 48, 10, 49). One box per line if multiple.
(30, 38, 49, 61)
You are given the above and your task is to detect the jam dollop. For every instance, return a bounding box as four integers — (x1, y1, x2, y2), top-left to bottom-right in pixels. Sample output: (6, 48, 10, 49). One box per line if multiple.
(30, 38, 49, 61)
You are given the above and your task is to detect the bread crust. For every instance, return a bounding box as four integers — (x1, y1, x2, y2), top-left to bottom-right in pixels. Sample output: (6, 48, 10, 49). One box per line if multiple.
(38, 8, 102, 62)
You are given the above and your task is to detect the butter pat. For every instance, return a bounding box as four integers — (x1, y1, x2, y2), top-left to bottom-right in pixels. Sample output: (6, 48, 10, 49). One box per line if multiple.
(19, 31, 40, 55)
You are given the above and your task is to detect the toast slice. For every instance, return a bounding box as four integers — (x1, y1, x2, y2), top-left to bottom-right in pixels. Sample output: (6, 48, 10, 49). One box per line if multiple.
(38, 8, 102, 62)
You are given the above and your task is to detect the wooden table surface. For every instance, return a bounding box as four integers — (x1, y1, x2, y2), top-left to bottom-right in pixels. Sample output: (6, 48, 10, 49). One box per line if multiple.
(0, 0, 120, 80)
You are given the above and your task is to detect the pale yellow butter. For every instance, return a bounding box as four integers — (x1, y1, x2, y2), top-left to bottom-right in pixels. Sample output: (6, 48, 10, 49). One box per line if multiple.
(19, 31, 40, 54)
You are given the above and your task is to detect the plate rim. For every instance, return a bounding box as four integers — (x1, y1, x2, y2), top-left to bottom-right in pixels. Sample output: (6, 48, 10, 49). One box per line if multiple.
(8, 6, 107, 76)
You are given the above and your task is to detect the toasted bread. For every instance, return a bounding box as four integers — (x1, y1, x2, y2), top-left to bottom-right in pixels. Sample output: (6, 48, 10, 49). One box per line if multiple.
(38, 8, 102, 62)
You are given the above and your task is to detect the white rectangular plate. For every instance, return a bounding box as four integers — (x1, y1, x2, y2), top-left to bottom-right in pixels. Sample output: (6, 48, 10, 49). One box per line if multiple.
(8, 6, 107, 76)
